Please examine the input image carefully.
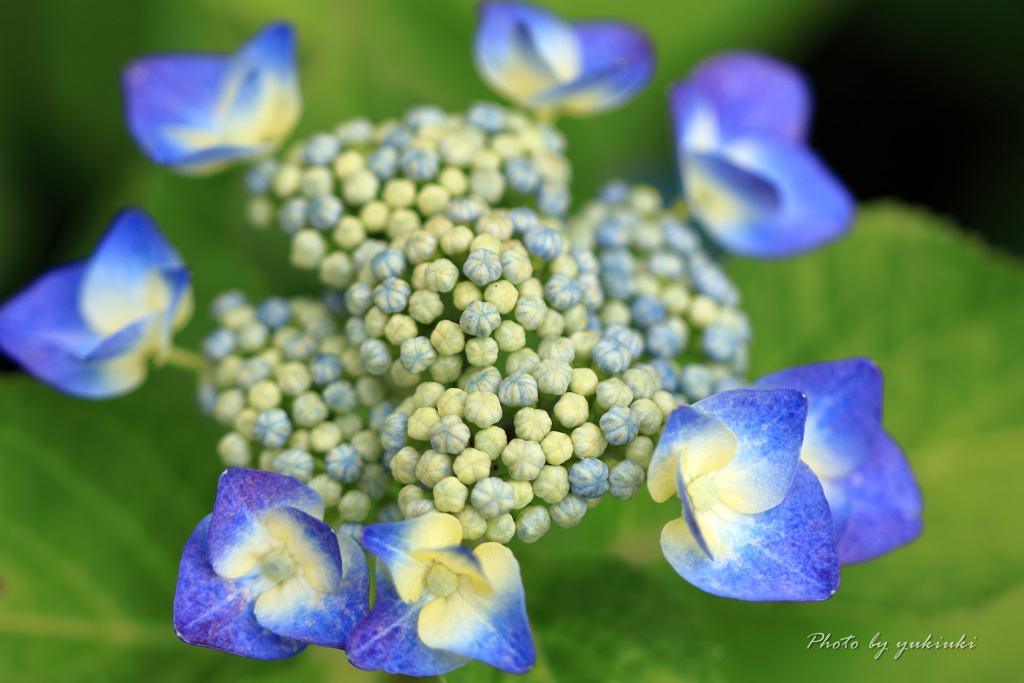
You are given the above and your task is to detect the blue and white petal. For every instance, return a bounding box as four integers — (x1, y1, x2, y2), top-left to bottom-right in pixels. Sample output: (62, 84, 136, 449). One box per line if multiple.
(834, 432, 923, 564)
(527, 22, 655, 116)
(752, 358, 883, 477)
(647, 406, 737, 504)
(207, 468, 324, 579)
(122, 22, 300, 174)
(474, 2, 654, 115)
(0, 263, 149, 398)
(80, 208, 191, 349)
(474, 2, 581, 106)
(695, 388, 808, 514)
(670, 53, 855, 259)
(418, 543, 536, 674)
(662, 462, 840, 601)
(358, 513, 464, 602)
(682, 135, 855, 259)
(347, 564, 470, 676)
(682, 51, 812, 142)
(173, 515, 306, 660)
(253, 513, 369, 648)
(221, 24, 302, 152)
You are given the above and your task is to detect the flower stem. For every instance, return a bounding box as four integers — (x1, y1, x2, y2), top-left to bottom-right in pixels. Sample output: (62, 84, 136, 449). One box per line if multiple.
(165, 346, 208, 372)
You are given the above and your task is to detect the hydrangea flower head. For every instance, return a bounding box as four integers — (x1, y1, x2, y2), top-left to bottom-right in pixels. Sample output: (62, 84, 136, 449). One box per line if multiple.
(173, 468, 369, 658)
(123, 22, 301, 174)
(58, 4, 929, 673)
(0, 208, 192, 398)
(347, 513, 535, 675)
(474, 1, 655, 116)
(751, 358, 924, 563)
(670, 50, 855, 258)
(648, 388, 841, 601)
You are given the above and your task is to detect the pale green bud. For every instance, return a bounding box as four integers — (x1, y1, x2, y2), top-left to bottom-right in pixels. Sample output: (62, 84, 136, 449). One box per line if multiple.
(384, 314, 418, 346)
(351, 429, 382, 462)
(493, 320, 526, 352)
(484, 280, 519, 315)
(416, 449, 453, 487)
(501, 439, 546, 480)
(452, 281, 482, 310)
(339, 490, 372, 522)
(474, 426, 508, 460)
(514, 407, 552, 442)
(440, 226, 475, 256)
(540, 431, 573, 466)
(417, 184, 452, 215)
(309, 421, 343, 452)
(453, 447, 492, 485)
(248, 380, 282, 411)
(217, 432, 251, 467)
(464, 391, 503, 428)
(571, 422, 607, 459)
(509, 480, 534, 510)
(652, 391, 679, 420)
(433, 476, 469, 513)
(625, 436, 655, 470)
(533, 465, 570, 504)
(333, 216, 367, 249)
(631, 398, 664, 435)
(233, 408, 258, 440)
(456, 505, 488, 541)
(214, 389, 245, 425)
(485, 514, 516, 543)
(435, 388, 467, 418)
(553, 392, 589, 428)
(408, 407, 440, 441)
(465, 337, 499, 367)
(596, 378, 634, 410)
(308, 474, 342, 507)
(429, 355, 463, 383)
(276, 362, 312, 396)
(398, 484, 427, 515)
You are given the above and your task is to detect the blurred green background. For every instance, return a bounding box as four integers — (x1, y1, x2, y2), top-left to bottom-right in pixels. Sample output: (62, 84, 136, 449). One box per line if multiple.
(0, 1, 1021, 682)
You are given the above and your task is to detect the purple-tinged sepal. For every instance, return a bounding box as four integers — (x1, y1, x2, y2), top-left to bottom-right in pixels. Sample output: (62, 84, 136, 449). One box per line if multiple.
(122, 22, 301, 174)
(474, 2, 654, 116)
(652, 388, 842, 601)
(834, 432, 923, 564)
(174, 515, 305, 660)
(347, 563, 471, 677)
(0, 208, 192, 399)
(670, 50, 855, 258)
(673, 51, 812, 143)
(173, 468, 370, 658)
(752, 358, 923, 563)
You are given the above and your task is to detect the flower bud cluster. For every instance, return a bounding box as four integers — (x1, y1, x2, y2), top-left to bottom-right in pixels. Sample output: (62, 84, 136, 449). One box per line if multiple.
(197, 291, 401, 529)
(569, 181, 751, 402)
(242, 101, 573, 283)
(206, 111, 752, 548)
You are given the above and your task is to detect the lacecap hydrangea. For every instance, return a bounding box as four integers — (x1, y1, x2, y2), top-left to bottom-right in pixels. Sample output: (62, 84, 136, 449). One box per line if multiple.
(0, 1, 924, 678)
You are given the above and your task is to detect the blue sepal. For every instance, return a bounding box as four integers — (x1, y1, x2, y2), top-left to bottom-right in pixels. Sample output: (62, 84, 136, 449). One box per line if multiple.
(346, 564, 470, 676)
(662, 462, 840, 601)
(835, 432, 924, 564)
(207, 468, 324, 578)
(173, 515, 306, 660)
(122, 22, 300, 174)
